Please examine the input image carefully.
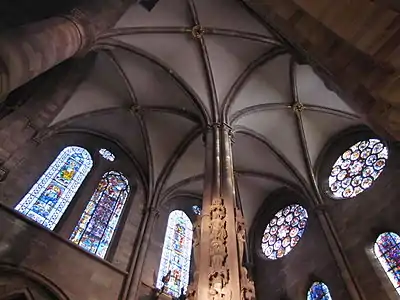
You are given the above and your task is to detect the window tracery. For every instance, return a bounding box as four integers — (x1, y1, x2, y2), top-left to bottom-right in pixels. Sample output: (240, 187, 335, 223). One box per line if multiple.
(261, 204, 308, 260)
(69, 171, 130, 258)
(374, 232, 400, 295)
(307, 282, 333, 300)
(329, 139, 388, 199)
(15, 146, 93, 230)
(99, 148, 115, 161)
(156, 210, 193, 297)
(192, 205, 201, 215)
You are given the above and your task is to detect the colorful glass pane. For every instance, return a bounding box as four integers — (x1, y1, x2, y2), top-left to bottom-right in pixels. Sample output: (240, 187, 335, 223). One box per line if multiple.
(307, 282, 333, 300)
(261, 204, 308, 260)
(374, 232, 400, 295)
(156, 210, 193, 297)
(99, 148, 115, 162)
(329, 139, 388, 199)
(192, 205, 201, 215)
(70, 171, 130, 258)
(15, 146, 93, 230)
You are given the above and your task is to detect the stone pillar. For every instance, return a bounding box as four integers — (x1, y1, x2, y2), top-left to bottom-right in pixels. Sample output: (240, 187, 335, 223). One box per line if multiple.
(189, 125, 255, 300)
(0, 0, 130, 99)
(123, 206, 159, 300)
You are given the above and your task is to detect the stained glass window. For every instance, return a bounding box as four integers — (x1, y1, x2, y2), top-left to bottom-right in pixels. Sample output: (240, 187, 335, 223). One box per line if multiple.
(156, 210, 193, 297)
(261, 204, 308, 260)
(329, 139, 388, 199)
(99, 148, 115, 162)
(69, 171, 130, 258)
(192, 205, 201, 215)
(307, 282, 333, 300)
(374, 232, 400, 295)
(15, 146, 93, 230)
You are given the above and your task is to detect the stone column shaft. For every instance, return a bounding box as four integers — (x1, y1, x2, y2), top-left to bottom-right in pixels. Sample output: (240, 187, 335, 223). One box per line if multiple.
(0, 0, 130, 99)
(192, 125, 253, 300)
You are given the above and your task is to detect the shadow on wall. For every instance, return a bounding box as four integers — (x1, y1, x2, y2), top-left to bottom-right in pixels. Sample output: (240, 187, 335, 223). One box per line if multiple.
(0, 264, 68, 300)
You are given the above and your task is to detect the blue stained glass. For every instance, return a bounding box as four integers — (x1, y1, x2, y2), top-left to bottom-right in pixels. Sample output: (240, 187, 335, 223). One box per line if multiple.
(156, 210, 193, 297)
(15, 146, 93, 230)
(192, 205, 201, 215)
(261, 204, 308, 260)
(69, 171, 130, 258)
(374, 232, 400, 295)
(307, 282, 333, 300)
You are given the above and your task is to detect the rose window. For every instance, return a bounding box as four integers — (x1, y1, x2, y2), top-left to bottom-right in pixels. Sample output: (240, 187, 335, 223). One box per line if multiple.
(329, 139, 388, 199)
(261, 204, 308, 260)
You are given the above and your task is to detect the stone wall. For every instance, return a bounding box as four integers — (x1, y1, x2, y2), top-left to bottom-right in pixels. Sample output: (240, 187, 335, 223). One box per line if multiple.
(0, 205, 126, 300)
(318, 129, 400, 300)
(0, 131, 147, 299)
(250, 188, 351, 299)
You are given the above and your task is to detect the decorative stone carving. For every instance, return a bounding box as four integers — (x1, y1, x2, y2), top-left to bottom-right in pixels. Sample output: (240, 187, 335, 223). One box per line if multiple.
(193, 215, 201, 268)
(191, 25, 205, 39)
(208, 198, 230, 300)
(236, 209, 246, 267)
(240, 267, 255, 300)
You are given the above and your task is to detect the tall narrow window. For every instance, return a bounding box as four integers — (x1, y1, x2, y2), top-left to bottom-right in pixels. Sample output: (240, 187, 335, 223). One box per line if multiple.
(15, 146, 93, 230)
(70, 171, 130, 258)
(374, 232, 400, 295)
(156, 210, 193, 297)
(307, 282, 333, 300)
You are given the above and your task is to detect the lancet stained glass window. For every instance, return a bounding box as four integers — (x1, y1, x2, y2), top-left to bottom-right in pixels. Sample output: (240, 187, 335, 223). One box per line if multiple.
(374, 232, 400, 295)
(156, 210, 193, 297)
(70, 171, 130, 258)
(329, 139, 388, 199)
(261, 204, 308, 260)
(15, 146, 93, 230)
(307, 282, 333, 300)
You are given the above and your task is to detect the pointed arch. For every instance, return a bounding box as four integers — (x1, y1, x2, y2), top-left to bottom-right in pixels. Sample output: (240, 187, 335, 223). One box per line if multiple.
(15, 146, 93, 230)
(374, 232, 400, 295)
(307, 281, 333, 299)
(156, 210, 193, 297)
(69, 171, 130, 258)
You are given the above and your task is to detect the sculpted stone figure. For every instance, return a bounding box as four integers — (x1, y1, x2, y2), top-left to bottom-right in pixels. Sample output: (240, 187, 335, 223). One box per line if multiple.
(193, 216, 201, 267)
(240, 266, 255, 300)
(236, 209, 246, 266)
(210, 239, 226, 269)
(210, 215, 227, 241)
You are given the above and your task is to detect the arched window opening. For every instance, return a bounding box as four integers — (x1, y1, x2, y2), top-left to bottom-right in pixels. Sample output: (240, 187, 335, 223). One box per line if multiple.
(261, 204, 308, 260)
(15, 146, 93, 230)
(329, 138, 388, 199)
(156, 210, 193, 297)
(69, 171, 130, 258)
(307, 282, 333, 300)
(374, 232, 400, 295)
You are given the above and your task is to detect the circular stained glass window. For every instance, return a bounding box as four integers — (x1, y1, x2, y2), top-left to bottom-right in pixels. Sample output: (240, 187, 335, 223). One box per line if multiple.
(328, 139, 388, 199)
(261, 204, 308, 260)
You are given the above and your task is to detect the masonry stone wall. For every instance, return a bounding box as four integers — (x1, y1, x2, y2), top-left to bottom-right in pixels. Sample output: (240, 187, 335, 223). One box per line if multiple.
(318, 129, 400, 300)
(0, 131, 147, 299)
(250, 188, 351, 300)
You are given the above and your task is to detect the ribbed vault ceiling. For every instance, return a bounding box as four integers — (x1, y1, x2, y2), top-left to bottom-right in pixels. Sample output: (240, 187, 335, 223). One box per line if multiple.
(50, 0, 363, 229)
